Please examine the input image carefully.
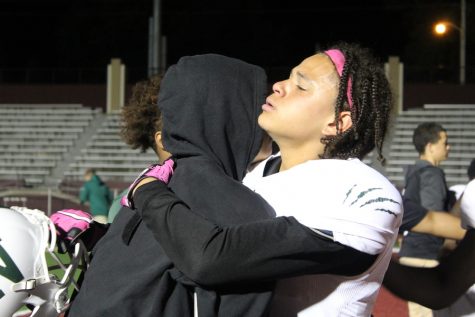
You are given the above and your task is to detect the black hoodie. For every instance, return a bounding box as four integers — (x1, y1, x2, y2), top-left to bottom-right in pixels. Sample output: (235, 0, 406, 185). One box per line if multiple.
(68, 54, 275, 317)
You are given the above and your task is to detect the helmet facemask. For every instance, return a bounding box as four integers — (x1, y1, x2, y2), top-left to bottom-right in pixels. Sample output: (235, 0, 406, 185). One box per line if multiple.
(1, 207, 89, 317)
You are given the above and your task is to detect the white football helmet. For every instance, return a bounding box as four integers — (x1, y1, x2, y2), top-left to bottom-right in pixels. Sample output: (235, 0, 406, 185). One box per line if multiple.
(0, 206, 89, 317)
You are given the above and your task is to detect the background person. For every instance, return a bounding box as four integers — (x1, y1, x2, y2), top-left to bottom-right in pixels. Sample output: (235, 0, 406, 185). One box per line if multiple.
(79, 168, 113, 224)
(398, 122, 452, 316)
(399, 122, 452, 266)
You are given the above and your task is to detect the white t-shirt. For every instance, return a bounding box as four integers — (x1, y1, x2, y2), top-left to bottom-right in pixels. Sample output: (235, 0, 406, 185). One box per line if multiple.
(244, 156, 403, 317)
(462, 180, 475, 219)
(450, 184, 467, 201)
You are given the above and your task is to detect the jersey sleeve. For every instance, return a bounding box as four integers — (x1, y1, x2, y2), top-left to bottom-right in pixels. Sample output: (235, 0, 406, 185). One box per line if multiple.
(322, 183, 403, 255)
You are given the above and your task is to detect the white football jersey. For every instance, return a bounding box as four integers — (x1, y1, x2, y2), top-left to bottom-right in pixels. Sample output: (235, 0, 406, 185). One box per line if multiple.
(244, 156, 403, 316)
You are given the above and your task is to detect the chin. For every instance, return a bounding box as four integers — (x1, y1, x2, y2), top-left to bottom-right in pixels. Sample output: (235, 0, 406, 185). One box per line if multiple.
(257, 118, 277, 143)
(257, 113, 267, 129)
(258, 114, 275, 133)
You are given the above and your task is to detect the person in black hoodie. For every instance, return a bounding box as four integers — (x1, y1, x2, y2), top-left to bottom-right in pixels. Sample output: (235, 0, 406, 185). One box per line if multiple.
(68, 54, 276, 317)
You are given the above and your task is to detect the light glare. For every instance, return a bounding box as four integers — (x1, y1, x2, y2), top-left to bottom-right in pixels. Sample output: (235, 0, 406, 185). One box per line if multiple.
(434, 23, 447, 35)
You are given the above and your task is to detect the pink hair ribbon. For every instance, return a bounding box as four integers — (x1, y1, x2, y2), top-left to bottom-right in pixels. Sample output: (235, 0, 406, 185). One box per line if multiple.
(324, 49, 354, 110)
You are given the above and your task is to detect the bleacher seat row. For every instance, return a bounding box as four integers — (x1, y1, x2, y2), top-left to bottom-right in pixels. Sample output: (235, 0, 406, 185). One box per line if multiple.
(63, 113, 156, 183)
(1, 103, 474, 190)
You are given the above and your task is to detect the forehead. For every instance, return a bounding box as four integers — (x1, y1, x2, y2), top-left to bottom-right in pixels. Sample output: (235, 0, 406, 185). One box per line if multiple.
(438, 131, 448, 140)
(295, 53, 338, 81)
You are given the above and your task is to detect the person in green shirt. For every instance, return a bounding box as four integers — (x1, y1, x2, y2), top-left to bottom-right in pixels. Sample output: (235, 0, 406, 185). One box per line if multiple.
(79, 168, 113, 224)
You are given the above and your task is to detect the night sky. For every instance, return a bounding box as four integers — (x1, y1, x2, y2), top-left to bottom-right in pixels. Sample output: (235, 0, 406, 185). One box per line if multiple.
(0, 0, 472, 83)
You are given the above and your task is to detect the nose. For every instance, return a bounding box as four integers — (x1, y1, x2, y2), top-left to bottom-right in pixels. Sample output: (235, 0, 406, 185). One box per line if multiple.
(272, 80, 285, 96)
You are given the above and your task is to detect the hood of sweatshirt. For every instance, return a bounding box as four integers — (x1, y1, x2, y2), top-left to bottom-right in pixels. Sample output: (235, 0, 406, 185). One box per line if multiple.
(158, 54, 275, 224)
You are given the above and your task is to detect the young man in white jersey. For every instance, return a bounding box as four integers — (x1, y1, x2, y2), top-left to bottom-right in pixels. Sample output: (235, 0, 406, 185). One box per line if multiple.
(131, 43, 402, 316)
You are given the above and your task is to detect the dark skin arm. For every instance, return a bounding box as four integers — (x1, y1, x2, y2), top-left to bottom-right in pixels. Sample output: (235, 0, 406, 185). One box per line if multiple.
(384, 229, 475, 309)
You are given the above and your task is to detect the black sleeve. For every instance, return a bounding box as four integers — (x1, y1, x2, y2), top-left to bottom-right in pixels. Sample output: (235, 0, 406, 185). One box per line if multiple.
(400, 198, 429, 232)
(384, 229, 475, 309)
(135, 181, 377, 287)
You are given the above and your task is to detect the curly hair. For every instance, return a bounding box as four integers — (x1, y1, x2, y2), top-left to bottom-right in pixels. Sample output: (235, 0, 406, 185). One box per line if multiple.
(120, 75, 163, 153)
(320, 42, 392, 164)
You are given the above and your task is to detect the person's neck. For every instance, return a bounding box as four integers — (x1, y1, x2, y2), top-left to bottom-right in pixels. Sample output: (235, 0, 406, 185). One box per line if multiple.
(277, 140, 324, 172)
(420, 154, 439, 167)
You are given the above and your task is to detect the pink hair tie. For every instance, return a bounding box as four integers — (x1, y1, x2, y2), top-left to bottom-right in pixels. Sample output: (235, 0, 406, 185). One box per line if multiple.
(324, 49, 354, 110)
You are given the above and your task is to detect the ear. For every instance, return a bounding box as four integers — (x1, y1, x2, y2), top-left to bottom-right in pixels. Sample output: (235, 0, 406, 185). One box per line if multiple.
(322, 111, 353, 136)
(425, 142, 434, 155)
(154, 131, 165, 151)
(155, 131, 173, 163)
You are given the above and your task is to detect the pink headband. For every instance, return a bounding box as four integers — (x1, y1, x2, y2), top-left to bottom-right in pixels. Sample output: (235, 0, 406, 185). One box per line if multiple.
(324, 49, 354, 110)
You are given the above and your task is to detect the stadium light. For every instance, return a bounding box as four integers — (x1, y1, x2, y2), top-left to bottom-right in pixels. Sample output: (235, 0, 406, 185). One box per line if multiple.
(433, 0, 466, 84)
(433, 21, 460, 35)
(434, 22, 448, 35)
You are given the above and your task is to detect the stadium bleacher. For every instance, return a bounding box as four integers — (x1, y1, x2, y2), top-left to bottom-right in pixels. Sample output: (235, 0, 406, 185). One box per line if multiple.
(0, 104, 101, 187)
(1, 103, 474, 193)
(63, 113, 156, 182)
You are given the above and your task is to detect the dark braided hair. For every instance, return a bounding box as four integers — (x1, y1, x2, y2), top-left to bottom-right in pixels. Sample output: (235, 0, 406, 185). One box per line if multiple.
(320, 42, 392, 164)
(120, 75, 163, 153)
